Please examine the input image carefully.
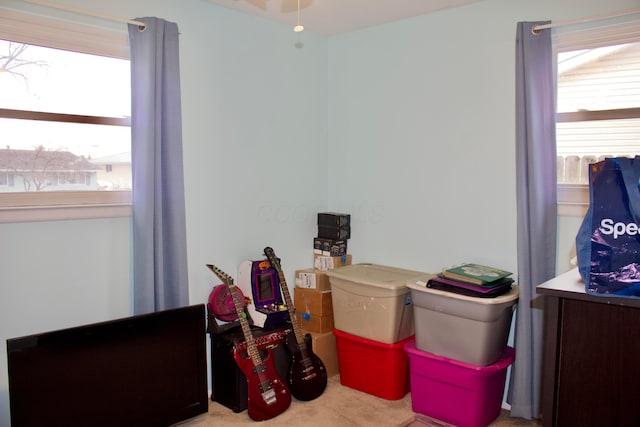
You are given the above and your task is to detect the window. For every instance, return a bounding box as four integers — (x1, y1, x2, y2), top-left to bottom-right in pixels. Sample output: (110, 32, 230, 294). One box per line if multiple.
(0, 9, 131, 222)
(554, 20, 640, 216)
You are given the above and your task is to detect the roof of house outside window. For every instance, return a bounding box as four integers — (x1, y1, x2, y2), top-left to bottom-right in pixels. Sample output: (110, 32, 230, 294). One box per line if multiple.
(0, 148, 100, 172)
(91, 152, 131, 165)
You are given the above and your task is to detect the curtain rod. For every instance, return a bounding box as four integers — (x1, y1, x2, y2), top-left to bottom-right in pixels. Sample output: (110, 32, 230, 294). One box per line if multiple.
(533, 7, 640, 32)
(23, 0, 146, 29)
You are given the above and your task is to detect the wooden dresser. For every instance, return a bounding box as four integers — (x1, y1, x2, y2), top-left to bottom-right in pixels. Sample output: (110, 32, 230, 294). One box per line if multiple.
(537, 269, 640, 427)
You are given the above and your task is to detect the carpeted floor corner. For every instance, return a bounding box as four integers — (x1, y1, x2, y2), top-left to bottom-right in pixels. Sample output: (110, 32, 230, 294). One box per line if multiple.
(176, 375, 541, 427)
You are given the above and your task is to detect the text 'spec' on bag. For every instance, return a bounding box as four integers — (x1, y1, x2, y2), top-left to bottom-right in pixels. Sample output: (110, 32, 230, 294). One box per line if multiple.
(576, 156, 640, 297)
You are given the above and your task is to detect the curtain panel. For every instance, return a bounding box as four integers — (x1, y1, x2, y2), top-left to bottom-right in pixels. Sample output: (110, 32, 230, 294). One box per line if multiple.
(509, 21, 557, 420)
(128, 18, 189, 314)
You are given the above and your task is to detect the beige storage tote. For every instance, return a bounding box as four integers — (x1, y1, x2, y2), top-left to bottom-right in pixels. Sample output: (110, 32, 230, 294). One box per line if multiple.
(326, 264, 434, 344)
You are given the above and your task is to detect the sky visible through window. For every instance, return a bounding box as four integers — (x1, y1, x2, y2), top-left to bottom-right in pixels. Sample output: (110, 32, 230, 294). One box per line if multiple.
(0, 40, 131, 159)
(555, 42, 640, 184)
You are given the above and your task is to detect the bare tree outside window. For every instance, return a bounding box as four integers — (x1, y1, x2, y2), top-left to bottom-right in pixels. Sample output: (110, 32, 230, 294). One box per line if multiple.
(0, 41, 47, 90)
(0, 13, 131, 221)
(0, 145, 98, 191)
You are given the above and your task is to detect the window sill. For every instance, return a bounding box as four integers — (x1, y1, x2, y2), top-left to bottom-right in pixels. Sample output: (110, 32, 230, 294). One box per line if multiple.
(0, 191, 131, 223)
(558, 184, 588, 217)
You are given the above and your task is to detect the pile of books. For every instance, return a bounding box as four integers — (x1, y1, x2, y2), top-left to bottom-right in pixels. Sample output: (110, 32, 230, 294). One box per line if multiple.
(428, 263, 514, 298)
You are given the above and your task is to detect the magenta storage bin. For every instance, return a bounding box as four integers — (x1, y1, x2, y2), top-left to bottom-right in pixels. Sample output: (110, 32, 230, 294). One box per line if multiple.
(405, 340, 515, 427)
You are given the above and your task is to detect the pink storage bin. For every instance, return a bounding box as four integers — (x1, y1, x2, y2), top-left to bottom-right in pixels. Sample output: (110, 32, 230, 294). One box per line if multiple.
(405, 340, 515, 427)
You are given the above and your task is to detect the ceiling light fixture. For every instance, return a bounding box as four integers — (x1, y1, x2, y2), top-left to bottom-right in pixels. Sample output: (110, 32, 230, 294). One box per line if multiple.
(293, 0, 304, 32)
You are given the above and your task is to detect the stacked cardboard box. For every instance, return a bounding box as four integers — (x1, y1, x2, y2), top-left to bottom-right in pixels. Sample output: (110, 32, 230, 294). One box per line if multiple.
(317, 212, 351, 240)
(314, 212, 351, 271)
(295, 268, 332, 291)
(293, 286, 333, 333)
(288, 211, 353, 378)
(294, 269, 341, 377)
(313, 237, 347, 257)
(304, 330, 340, 378)
(313, 254, 353, 271)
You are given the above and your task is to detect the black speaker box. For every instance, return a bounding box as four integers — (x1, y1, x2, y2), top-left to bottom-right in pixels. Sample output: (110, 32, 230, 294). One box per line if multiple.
(209, 322, 292, 413)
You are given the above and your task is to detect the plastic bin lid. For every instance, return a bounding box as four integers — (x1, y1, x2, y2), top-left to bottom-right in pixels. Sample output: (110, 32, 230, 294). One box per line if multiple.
(325, 263, 434, 290)
(334, 328, 414, 349)
(407, 280, 520, 304)
(404, 340, 516, 372)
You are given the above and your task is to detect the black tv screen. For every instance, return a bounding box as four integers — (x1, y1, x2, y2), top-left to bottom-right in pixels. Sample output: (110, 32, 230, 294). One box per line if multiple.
(6, 304, 208, 427)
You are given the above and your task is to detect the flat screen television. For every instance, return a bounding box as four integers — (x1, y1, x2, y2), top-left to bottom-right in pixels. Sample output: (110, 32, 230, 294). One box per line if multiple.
(6, 304, 208, 427)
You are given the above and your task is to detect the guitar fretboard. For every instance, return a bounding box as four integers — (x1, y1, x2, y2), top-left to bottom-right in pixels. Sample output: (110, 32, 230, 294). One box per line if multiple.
(206, 264, 264, 367)
(263, 248, 306, 347)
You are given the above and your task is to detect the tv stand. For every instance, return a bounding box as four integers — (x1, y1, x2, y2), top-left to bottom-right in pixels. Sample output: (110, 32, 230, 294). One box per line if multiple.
(537, 269, 640, 426)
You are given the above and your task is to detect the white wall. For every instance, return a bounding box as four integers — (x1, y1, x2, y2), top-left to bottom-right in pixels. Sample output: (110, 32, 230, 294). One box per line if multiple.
(1, 0, 637, 424)
(0, 0, 328, 424)
(327, 0, 637, 275)
(0, 217, 131, 422)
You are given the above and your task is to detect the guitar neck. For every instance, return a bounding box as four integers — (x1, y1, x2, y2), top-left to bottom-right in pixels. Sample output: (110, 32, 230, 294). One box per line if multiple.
(206, 264, 263, 367)
(230, 288, 263, 366)
(264, 248, 306, 345)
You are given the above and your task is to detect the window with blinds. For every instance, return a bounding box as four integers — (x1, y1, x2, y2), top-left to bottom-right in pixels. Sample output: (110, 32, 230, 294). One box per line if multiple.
(554, 21, 640, 186)
(0, 9, 131, 222)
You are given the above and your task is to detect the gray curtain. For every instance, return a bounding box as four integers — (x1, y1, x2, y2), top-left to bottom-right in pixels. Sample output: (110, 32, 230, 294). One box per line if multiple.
(509, 21, 557, 419)
(128, 18, 189, 314)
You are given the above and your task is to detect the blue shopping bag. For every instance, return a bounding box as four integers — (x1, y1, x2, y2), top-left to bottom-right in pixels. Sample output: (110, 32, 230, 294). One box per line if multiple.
(576, 157, 640, 297)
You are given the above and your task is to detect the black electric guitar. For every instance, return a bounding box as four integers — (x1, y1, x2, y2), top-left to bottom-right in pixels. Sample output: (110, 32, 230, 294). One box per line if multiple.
(206, 264, 291, 421)
(263, 247, 328, 401)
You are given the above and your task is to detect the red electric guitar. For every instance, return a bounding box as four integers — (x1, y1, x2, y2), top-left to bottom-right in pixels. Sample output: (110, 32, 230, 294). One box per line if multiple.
(263, 247, 328, 401)
(206, 264, 291, 421)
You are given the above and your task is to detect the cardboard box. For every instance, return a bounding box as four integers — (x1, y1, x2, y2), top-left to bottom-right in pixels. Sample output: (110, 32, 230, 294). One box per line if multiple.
(318, 225, 351, 240)
(296, 312, 334, 334)
(313, 254, 352, 271)
(295, 269, 332, 291)
(294, 287, 333, 316)
(317, 212, 350, 227)
(302, 330, 339, 377)
(313, 238, 347, 256)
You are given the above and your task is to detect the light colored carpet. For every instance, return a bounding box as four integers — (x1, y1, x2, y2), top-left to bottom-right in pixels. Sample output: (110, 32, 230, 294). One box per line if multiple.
(177, 375, 541, 427)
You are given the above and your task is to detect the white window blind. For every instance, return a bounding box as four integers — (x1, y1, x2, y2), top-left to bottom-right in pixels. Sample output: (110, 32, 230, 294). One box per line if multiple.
(0, 8, 131, 222)
(553, 19, 640, 193)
